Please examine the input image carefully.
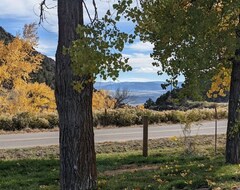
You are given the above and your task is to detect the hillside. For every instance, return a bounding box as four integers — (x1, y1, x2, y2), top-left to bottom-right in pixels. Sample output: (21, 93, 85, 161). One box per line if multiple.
(0, 26, 55, 88)
(95, 81, 166, 91)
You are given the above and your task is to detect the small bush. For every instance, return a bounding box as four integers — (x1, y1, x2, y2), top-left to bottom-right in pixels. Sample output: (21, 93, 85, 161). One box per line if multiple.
(12, 112, 33, 130)
(97, 111, 115, 126)
(2, 112, 59, 131)
(115, 112, 138, 126)
(41, 113, 59, 128)
(29, 117, 50, 129)
(0, 116, 14, 131)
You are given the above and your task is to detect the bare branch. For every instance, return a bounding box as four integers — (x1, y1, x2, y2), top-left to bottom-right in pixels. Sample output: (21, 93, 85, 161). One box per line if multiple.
(39, 0, 56, 25)
(39, 0, 46, 25)
(114, 88, 131, 108)
(83, 1, 93, 24)
(92, 0, 98, 23)
(83, 0, 98, 25)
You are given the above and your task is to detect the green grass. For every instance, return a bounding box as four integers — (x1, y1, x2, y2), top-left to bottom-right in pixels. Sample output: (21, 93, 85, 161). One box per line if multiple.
(0, 159, 59, 190)
(97, 149, 240, 190)
(1, 136, 240, 189)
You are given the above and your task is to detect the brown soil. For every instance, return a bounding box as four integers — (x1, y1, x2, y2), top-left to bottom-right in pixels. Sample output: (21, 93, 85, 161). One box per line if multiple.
(102, 164, 159, 176)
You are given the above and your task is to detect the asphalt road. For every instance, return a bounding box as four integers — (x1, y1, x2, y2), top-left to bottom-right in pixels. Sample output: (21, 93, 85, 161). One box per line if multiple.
(0, 120, 227, 149)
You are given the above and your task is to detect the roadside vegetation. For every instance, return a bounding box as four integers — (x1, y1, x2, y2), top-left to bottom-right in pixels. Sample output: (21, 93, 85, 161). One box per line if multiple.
(1, 135, 240, 190)
(0, 105, 227, 132)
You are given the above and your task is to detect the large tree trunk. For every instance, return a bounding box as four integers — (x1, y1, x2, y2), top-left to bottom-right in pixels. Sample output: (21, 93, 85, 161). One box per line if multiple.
(226, 60, 240, 164)
(56, 0, 97, 189)
(225, 20, 240, 163)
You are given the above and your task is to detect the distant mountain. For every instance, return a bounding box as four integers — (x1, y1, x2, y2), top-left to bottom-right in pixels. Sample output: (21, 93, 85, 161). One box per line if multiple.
(0, 26, 55, 88)
(95, 81, 183, 105)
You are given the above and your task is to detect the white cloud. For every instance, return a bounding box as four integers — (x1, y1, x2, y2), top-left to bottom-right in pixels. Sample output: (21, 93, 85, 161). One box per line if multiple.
(134, 67, 159, 73)
(126, 41, 154, 52)
(116, 77, 159, 82)
(122, 50, 163, 74)
(0, 0, 39, 18)
(123, 53, 154, 68)
(0, 0, 132, 33)
(97, 77, 159, 83)
(0, 0, 58, 33)
(36, 39, 57, 54)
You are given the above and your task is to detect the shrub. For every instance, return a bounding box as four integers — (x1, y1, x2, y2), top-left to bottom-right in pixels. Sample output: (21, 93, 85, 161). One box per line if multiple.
(0, 106, 228, 131)
(10, 112, 59, 130)
(97, 111, 114, 126)
(0, 116, 14, 131)
(12, 112, 33, 130)
(29, 117, 50, 129)
(115, 112, 138, 126)
(41, 113, 59, 128)
(142, 110, 161, 124)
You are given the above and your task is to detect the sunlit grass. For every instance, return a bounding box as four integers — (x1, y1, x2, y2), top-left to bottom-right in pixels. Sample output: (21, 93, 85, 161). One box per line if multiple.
(0, 136, 239, 189)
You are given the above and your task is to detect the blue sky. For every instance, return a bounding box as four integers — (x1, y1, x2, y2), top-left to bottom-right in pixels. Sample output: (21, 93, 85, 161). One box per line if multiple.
(0, 0, 184, 82)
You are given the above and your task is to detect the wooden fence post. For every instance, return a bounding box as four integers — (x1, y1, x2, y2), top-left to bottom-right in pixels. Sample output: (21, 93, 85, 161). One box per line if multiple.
(104, 108, 107, 127)
(214, 105, 218, 156)
(143, 116, 148, 157)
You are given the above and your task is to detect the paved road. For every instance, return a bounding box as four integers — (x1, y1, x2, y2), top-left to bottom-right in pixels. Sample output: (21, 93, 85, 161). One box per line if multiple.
(0, 120, 227, 149)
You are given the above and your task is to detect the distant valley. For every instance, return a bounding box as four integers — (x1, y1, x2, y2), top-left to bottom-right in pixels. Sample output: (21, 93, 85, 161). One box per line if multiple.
(94, 81, 183, 105)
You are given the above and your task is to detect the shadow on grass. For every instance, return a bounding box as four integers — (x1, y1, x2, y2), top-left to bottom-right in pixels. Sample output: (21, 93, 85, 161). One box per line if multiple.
(0, 159, 59, 190)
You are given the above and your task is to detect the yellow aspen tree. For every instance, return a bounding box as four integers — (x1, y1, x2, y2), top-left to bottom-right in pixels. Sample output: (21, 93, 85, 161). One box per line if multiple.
(207, 67, 231, 98)
(0, 24, 56, 114)
(92, 90, 116, 110)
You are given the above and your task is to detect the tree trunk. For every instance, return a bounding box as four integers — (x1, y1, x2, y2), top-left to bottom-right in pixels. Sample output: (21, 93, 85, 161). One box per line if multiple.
(225, 19, 240, 163)
(56, 0, 97, 189)
(226, 60, 240, 164)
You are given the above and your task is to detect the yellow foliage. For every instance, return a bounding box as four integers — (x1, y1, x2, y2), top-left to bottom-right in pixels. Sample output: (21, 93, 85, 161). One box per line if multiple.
(0, 27, 120, 114)
(0, 82, 56, 114)
(207, 67, 231, 98)
(136, 104, 145, 110)
(0, 31, 55, 114)
(92, 90, 116, 110)
(0, 38, 41, 87)
(19, 82, 55, 113)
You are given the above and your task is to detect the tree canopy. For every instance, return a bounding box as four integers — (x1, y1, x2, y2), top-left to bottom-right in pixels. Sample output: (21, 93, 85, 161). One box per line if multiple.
(110, 0, 240, 163)
(115, 0, 239, 99)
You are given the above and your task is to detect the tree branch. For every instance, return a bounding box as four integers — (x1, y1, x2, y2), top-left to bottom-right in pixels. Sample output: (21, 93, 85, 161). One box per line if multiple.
(83, 0, 98, 25)
(39, 0, 46, 25)
(39, 0, 57, 25)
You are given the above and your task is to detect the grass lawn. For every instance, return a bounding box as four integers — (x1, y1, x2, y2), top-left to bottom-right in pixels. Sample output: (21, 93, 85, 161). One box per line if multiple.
(0, 135, 240, 190)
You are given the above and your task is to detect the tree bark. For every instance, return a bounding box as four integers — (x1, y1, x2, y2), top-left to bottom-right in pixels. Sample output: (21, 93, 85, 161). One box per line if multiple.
(56, 0, 97, 189)
(226, 19, 240, 163)
(226, 60, 240, 164)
